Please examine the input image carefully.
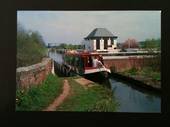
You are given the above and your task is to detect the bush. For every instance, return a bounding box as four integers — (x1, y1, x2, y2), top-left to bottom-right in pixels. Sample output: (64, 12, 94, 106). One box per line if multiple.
(127, 67, 138, 75)
(17, 23, 47, 67)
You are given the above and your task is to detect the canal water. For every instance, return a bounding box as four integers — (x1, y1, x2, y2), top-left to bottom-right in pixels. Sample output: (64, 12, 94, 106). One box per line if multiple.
(49, 51, 161, 113)
(48, 51, 64, 64)
(109, 78, 161, 112)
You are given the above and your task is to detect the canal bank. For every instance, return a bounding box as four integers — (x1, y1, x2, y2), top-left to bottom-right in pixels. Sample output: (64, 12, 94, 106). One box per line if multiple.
(16, 73, 119, 111)
(49, 51, 161, 112)
(110, 72, 161, 93)
(80, 73, 161, 112)
(56, 76, 118, 111)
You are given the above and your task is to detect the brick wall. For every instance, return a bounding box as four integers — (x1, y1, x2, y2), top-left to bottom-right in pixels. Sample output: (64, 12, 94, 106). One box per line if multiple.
(16, 58, 53, 89)
(103, 57, 150, 72)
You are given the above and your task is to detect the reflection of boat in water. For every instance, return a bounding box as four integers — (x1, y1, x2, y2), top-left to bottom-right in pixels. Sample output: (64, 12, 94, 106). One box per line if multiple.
(62, 50, 111, 78)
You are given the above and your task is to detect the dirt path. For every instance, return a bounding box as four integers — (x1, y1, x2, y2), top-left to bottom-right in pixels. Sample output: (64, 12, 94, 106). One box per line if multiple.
(74, 78, 94, 89)
(43, 79, 70, 111)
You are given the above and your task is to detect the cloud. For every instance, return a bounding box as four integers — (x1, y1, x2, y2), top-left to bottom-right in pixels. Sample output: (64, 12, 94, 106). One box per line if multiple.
(17, 11, 161, 45)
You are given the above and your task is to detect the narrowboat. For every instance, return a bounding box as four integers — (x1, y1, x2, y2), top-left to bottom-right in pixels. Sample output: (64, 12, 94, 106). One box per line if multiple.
(62, 50, 111, 78)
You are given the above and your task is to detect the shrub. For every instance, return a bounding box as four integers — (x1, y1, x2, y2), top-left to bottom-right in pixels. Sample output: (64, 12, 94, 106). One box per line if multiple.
(17, 23, 47, 67)
(127, 67, 138, 75)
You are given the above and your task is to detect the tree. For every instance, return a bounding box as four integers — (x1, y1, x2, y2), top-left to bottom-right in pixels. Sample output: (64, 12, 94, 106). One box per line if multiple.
(57, 43, 84, 49)
(17, 24, 47, 67)
(59, 43, 67, 49)
(30, 31, 46, 47)
(122, 38, 139, 49)
(142, 38, 161, 51)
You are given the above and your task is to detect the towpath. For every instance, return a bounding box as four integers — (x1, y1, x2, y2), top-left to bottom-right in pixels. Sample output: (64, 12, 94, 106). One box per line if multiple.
(43, 79, 70, 111)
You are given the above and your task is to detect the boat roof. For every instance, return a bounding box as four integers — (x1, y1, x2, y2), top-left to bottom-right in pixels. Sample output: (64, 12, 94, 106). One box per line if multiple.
(65, 50, 100, 57)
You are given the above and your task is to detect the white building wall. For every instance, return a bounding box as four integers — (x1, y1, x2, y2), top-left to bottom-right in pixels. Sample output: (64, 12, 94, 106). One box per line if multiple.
(83, 38, 118, 52)
(112, 39, 117, 49)
(114, 39, 117, 47)
(93, 40, 96, 50)
(108, 38, 111, 45)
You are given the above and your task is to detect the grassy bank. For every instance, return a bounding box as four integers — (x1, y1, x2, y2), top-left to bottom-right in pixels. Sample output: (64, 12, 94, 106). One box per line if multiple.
(16, 74, 63, 111)
(57, 77, 119, 112)
(117, 67, 161, 89)
(122, 67, 160, 81)
(16, 74, 119, 111)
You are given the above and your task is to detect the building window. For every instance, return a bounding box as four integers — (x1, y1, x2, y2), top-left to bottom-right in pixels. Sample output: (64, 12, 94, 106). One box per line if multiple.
(111, 38, 114, 45)
(96, 39, 100, 49)
(104, 39, 108, 49)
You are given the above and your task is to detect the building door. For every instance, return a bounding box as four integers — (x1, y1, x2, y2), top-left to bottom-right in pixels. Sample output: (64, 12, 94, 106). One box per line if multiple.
(96, 39, 100, 49)
(104, 39, 108, 49)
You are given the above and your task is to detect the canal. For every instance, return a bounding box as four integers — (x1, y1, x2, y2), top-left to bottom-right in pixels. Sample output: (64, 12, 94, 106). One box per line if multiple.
(49, 51, 161, 113)
(109, 78, 161, 112)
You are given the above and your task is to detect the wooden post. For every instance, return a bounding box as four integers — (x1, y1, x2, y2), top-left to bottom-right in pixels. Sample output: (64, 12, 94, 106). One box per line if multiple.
(51, 60, 55, 75)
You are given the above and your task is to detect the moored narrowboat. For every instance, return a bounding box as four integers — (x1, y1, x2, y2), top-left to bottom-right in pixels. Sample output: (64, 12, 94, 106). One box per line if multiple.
(62, 50, 111, 78)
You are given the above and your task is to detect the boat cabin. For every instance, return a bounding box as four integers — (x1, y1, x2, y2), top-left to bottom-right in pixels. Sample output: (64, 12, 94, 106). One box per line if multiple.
(63, 51, 111, 75)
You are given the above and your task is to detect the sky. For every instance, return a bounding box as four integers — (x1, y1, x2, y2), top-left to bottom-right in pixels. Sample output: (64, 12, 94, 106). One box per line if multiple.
(17, 11, 161, 45)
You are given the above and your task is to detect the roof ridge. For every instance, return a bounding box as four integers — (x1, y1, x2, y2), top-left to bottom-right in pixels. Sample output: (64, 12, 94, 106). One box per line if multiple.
(85, 28, 117, 39)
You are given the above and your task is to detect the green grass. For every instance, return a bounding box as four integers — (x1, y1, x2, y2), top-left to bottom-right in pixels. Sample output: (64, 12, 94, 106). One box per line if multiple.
(16, 74, 119, 111)
(126, 67, 138, 75)
(121, 67, 161, 81)
(152, 73, 161, 81)
(56, 77, 119, 112)
(16, 74, 63, 111)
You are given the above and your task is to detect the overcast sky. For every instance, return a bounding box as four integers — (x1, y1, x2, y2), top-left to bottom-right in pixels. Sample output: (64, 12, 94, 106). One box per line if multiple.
(17, 11, 161, 45)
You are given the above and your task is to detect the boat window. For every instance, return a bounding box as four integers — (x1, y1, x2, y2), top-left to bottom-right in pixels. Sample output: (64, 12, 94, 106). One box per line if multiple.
(84, 57, 88, 67)
(87, 56, 93, 67)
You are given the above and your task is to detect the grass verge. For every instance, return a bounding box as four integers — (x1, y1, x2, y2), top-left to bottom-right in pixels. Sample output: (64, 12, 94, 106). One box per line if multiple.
(121, 67, 161, 81)
(56, 77, 119, 112)
(16, 74, 63, 111)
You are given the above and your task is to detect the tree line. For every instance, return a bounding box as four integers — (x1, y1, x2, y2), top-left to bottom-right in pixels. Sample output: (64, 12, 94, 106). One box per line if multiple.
(119, 38, 161, 51)
(17, 23, 47, 67)
(49, 43, 84, 49)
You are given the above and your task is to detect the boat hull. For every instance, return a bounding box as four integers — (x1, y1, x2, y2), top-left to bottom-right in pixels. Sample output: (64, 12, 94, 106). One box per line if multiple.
(84, 71, 111, 88)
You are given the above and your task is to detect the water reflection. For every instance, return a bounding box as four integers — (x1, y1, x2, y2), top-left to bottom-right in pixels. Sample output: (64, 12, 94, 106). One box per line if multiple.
(109, 78, 161, 112)
(48, 51, 64, 64)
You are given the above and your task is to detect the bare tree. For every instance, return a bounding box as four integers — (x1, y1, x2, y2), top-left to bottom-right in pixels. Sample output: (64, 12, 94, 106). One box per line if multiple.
(122, 38, 139, 49)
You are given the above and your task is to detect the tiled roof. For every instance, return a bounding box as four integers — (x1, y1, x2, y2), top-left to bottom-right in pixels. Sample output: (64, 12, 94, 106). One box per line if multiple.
(85, 28, 117, 39)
